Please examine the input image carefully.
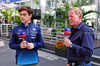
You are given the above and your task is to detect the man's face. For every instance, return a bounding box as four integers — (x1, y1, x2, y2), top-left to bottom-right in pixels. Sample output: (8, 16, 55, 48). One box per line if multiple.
(20, 10, 32, 24)
(68, 10, 81, 28)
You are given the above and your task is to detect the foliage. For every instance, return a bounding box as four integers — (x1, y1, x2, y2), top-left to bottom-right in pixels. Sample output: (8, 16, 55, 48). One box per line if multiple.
(1, 9, 9, 21)
(53, 39, 66, 50)
(14, 11, 21, 25)
(41, 13, 51, 25)
(1, 9, 21, 25)
(54, 0, 100, 28)
(51, 28, 63, 39)
(72, 0, 100, 23)
(72, 0, 91, 7)
(33, 0, 39, 4)
(15, 15, 21, 25)
(54, 2, 71, 28)
(1, 9, 14, 24)
(41, 2, 71, 28)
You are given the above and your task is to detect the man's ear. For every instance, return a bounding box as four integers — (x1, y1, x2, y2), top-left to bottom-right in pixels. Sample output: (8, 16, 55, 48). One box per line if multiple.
(30, 14, 32, 18)
(79, 15, 82, 19)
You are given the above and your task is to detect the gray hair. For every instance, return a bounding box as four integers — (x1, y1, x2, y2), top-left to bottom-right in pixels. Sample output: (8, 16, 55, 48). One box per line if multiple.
(69, 7, 83, 16)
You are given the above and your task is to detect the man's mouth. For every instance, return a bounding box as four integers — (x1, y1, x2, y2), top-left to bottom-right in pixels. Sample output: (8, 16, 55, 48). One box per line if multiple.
(21, 19, 24, 21)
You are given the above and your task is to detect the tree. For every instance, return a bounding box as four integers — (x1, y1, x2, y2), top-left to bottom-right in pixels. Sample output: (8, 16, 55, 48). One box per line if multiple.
(1, 9, 14, 24)
(54, 0, 100, 28)
(54, 2, 71, 28)
(14, 10, 21, 25)
(72, 0, 100, 22)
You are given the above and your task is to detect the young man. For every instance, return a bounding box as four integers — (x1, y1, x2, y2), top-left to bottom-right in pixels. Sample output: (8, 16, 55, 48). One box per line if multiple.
(9, 6, 43, 66)
(64, 7, 94, 66)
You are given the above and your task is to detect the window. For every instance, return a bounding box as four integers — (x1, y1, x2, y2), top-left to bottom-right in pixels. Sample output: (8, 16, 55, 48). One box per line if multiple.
(47, 1, 51, 7)
(89, 0, 95, 4)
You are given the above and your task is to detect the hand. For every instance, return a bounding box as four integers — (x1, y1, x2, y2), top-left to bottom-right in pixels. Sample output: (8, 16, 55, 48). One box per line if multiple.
(26, 43, 34, 50)
(20, 41, 27, 49)
(66, 64, 70, 66)
(64, 38, 72, 47)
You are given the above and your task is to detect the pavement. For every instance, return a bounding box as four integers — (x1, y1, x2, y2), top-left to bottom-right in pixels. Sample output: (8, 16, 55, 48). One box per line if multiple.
(0, 38, 67, 66)
(0, 37, 100, 66)
(94, 40, 100, 49)
(91, 40, 100, 65)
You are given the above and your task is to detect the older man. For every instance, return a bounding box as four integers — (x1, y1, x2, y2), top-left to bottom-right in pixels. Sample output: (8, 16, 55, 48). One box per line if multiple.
(64, 7, 94, 66)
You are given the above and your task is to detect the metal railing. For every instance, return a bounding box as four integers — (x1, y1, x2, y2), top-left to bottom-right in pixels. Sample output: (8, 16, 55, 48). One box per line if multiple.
(41, 28, 69, 45)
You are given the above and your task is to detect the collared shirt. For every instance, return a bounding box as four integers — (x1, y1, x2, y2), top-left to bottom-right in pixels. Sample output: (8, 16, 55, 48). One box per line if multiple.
(67, 22, 94, 62)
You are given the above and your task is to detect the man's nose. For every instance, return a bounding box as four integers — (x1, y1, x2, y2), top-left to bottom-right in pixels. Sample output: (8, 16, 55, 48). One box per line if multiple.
(21, 15, 24, 17)
(68, 17, 71, 20)
(21, 15, 25, 18)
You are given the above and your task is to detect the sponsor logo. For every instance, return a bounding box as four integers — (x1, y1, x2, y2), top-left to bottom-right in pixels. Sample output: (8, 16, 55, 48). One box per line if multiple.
(33, 28, 36, 31)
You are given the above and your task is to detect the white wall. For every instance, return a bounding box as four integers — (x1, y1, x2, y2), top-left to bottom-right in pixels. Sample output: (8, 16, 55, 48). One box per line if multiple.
(81, 5, 96, 26)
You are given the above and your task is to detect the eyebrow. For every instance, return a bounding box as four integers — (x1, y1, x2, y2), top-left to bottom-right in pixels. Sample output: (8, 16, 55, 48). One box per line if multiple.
(20, 13, 27, 16)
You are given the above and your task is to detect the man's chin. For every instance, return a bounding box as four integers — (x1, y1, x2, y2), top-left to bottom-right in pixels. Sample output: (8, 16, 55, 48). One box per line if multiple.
(70, 24, 73, 26)
(22, 21, 25, 23)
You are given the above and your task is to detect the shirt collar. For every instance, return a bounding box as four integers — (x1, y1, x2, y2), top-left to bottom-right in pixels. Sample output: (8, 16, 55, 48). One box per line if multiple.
(71, 22, 83, 30)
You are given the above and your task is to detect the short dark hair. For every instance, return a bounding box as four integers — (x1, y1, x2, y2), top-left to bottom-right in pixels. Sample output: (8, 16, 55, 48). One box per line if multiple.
(18, 6, 33, 15)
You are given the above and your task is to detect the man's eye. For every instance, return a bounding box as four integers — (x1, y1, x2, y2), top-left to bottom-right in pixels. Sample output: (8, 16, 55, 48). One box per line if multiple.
(23, 14, 27, 16)
(71, 16, 74, 17)
(20, 14, 22, 16)
(68, 16, 74, 18)
(20, 14, 27, 16)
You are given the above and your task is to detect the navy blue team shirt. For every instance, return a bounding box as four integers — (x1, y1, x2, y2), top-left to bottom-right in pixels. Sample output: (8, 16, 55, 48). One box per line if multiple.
(9, 22, 43, 65)
(67, 22, 94, 62)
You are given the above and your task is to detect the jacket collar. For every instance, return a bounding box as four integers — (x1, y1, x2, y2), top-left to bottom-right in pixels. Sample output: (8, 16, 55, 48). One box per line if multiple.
(20, 22, 33, 28)
(71, 22, 83, 30)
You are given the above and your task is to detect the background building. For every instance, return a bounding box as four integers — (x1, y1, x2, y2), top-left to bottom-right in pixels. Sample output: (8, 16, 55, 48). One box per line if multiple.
(0, 0, 100, 31)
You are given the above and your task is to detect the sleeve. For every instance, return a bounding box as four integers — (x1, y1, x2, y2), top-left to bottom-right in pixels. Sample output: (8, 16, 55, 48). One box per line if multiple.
(72, 31, 94, 57)
(33, 27, 44, 49)
(9, 29, 21, 50)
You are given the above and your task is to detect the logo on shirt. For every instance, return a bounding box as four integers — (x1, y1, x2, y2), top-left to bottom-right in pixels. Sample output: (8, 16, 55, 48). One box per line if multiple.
(33, 28, 36, 31)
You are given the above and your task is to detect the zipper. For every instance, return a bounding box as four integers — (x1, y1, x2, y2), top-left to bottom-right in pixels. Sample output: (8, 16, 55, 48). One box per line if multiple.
(24, 24, 29, 36)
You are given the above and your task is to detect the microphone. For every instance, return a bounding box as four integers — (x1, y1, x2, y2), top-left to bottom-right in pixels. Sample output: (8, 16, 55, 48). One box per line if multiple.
(19, 30, 26, 41)
(64, 27, 71, 38)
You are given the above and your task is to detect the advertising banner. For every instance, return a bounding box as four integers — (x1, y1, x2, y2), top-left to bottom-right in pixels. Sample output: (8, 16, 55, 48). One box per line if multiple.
(0, 0, 6, 3)
(10, 0, 21, 3)
(0, 0, 21, 3)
